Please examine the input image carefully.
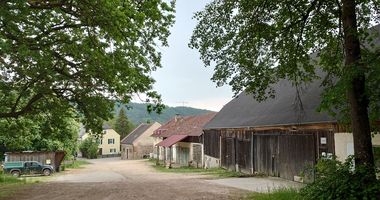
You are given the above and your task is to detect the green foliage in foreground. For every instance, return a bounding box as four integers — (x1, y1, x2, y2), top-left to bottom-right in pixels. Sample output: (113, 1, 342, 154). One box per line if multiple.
(0, 172, 42, 198)
(300, 157, 380, 200)
(0, 173, 23, 184)
(245, 188, 301, 200)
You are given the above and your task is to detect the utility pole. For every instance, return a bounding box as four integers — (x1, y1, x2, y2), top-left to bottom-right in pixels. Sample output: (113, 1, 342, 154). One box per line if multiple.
(176, 101, 189, 115)
(176, 101, 189, 107)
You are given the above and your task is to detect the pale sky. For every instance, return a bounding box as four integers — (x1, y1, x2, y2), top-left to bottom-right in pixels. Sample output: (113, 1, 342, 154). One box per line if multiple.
(150, 0, 233, 111)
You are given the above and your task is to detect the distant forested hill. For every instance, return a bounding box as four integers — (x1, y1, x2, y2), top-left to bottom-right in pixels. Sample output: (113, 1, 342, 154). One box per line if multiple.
(113, 102, 213, 125)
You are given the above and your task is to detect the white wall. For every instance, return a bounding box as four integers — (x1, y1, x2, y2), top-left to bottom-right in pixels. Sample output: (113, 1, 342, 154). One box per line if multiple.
(204, 155, 220, 169)
(335, 132, 380, 162)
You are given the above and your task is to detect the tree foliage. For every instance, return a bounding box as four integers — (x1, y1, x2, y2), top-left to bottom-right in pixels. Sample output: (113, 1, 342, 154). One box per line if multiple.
(114, 107, 135, 139)
(190, 0, 380, 172)
(79, 137, 99, 159)
(300, 157, 380, 199)
(0, 107, 80, 158)
(0, 0, 175, 133)
(189, 0, 380, 121)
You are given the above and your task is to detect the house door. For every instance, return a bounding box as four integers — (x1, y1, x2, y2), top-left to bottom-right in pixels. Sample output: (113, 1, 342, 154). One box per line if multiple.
(179, 147, 189, 166)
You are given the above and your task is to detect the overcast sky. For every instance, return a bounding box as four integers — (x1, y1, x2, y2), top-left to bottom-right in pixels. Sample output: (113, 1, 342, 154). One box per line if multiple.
(149, 0, 233, 111)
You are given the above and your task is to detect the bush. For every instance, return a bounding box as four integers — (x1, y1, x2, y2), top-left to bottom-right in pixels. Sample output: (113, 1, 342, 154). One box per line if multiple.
(300, 156, 380, 200)
(79, 138, 99, 159)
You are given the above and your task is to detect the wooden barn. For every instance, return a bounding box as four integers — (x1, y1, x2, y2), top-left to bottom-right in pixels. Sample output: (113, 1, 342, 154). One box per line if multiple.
(4, 151, 65, 172)
(203, 70, 380, 181)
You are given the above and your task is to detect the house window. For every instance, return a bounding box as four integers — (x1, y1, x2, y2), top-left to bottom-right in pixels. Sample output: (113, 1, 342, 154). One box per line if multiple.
(110, 148, 117, 153)
(108, 138, 115, 144)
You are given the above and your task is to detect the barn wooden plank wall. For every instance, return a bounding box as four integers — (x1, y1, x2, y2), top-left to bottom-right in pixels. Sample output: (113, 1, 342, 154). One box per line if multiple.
(203, 127, 336, 181)
(203, 130, 220, 158)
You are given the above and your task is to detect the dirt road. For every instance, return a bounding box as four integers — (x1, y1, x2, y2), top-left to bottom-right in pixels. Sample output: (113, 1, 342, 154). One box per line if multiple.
(6, 158, 245, 200)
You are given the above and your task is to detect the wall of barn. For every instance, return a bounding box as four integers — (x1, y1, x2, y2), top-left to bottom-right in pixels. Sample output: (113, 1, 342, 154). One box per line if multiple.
(335, 133, 380, 162)
(203, 127, 337, 181)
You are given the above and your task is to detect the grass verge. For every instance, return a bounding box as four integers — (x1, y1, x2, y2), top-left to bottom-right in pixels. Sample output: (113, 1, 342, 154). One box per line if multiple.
(245, 188, 301, 200)
(0, 173, 40, 198)
(63, 159, 91, 169)
(148, 159, 259, 178)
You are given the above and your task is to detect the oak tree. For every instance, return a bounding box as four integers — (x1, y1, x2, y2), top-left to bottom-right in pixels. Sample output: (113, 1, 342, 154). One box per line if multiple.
(0, 0, 174, 132)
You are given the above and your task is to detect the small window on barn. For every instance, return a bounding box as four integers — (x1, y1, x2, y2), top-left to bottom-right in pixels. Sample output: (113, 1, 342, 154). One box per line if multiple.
(108, 138, 115, 144)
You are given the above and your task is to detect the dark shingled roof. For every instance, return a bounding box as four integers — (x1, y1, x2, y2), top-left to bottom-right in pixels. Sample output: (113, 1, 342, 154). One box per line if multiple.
(121, 123, 154, 144)
(204, 72, 335, 129)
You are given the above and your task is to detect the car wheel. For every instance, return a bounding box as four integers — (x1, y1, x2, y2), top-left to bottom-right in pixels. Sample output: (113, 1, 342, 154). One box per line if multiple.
(11, 170, 20, 177)
(43, 169, 51, 176)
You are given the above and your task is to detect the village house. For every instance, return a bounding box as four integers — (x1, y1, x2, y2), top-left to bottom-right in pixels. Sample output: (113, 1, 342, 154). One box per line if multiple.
(81, 124, 121, 157)
(121, 122, 161, 160)
(203, 69, 380, 181)
(152, 113, 216, 168)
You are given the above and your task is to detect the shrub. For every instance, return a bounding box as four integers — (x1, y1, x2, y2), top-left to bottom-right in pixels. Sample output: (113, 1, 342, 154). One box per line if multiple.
(79, 138, 99, 159)
(300, 156, 380, 200)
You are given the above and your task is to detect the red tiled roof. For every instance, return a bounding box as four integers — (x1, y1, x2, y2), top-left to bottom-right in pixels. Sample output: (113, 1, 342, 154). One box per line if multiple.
(155, 135, 188, 147)
(151, 112, 216, 138)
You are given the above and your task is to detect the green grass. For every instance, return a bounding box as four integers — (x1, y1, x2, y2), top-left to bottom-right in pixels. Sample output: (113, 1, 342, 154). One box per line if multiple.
(63, 160, 91, 169)
(148, 159, 256, 178)
(0, 173, 36, 198)
(245, 188, 301, 200)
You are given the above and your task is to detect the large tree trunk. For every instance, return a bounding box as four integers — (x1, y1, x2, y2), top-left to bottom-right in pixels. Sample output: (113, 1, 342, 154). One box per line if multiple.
(341, 0, 375, 172)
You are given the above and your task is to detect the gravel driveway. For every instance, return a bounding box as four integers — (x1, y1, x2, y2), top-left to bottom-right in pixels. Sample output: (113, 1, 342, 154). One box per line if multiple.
(5, 158, 245, 200)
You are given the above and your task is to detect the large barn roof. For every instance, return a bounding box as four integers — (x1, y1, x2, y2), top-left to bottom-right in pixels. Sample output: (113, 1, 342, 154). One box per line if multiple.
(204, 72, 336, 129)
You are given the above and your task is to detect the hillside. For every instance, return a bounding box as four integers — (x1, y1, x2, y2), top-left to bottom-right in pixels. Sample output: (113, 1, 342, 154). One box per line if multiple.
(114, 102, 213, 125)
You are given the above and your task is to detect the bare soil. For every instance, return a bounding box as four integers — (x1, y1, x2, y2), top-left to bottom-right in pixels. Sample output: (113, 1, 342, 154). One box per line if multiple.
(4, 158, 246, 200)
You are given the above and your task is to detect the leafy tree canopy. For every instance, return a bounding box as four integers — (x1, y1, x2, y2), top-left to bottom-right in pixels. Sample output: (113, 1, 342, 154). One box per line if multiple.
(0, 0, 175, 133)
(0, 107, 80, 158)
(190, 0, 380, 123)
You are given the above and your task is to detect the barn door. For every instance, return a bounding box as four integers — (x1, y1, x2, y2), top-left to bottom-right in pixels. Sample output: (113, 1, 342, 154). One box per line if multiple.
(278, 133, 316, 180)
(225, 137, 236, 171)
(237, 139, 251, 173)
(253, 134, 279, 176)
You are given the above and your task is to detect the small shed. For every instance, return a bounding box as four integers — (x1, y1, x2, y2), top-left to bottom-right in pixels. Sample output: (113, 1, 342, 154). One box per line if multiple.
(5, 151, 65, 172)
